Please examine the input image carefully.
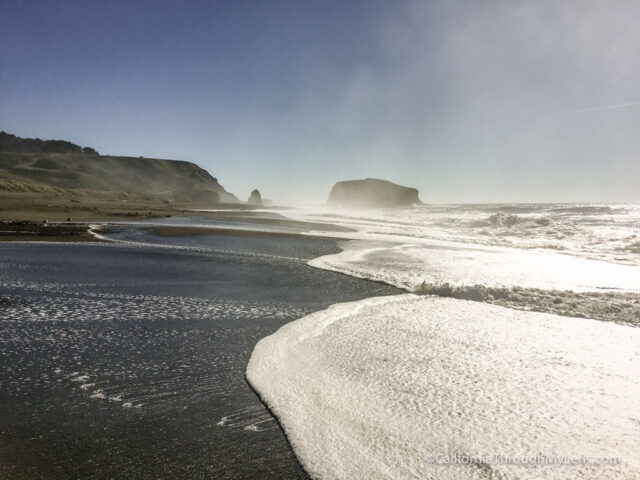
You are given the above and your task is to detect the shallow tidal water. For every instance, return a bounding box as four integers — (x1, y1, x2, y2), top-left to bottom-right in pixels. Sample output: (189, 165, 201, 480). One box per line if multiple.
(0, 225, 398, 479)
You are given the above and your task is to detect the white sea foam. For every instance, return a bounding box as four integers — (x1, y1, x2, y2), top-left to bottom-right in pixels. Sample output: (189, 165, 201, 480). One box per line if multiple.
(272, 204, 640, 305)
(246, 204, 640, 477)
(283, 203, 640, 266)
(90, 389, 107, 399)
(247, 295, 640, 479)
(309, 239, 640, 294)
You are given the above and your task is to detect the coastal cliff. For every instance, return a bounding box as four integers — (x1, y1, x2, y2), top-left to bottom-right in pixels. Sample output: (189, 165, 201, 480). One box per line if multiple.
(0, 131, 239, 204)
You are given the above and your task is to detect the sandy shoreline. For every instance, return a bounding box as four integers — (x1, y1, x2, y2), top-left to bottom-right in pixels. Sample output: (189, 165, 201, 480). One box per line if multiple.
(0, 220, 344, 243)
(0, 221, 106, 242)
(0, 193, 351, 243)
(0, 191, 199, 242)
(0, 222, 399, 479)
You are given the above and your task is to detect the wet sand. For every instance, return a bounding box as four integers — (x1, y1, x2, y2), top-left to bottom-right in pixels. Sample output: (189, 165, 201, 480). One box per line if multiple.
(0, 221, 399, 479)
(0, 197, 351, 243)
(0, 221, 104, 242)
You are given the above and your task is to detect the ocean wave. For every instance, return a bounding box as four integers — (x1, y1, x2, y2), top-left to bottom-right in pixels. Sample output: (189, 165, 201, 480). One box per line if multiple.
(470, 212, 553, 229)
(248, 205, 640, 479)
(411, 283, 640, 326)
(549, 205, 616, 214)
(620, 241, 640, 254)
(284, 204, 640, 266)
(308, 240, 640, 294)
(306, 238, 640, 325)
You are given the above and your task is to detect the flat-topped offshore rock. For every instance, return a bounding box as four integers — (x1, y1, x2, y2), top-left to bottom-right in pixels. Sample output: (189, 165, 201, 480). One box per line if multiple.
(327, 178, 421, 208)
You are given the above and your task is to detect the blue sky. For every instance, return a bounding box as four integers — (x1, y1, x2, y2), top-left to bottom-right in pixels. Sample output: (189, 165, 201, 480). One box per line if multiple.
(2, 0, 640, 203)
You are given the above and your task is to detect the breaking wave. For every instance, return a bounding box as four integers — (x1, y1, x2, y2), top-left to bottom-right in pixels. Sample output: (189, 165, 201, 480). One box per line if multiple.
(284, 203, 640, 266)
(411, 283, 640, 326)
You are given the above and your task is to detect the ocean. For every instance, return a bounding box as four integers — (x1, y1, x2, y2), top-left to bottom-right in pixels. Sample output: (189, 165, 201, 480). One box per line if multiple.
(248, 203, 640, 479)
(284, 203, 640, 323)
(2, 205, 639, 479)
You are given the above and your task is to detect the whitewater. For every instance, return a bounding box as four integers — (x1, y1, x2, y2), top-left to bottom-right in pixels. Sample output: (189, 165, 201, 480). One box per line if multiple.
(247, 204, 640, 479)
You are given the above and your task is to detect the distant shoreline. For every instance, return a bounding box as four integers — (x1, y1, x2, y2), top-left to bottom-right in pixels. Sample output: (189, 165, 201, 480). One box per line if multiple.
(0, 221, 105, 243)
(0, 209, 354, 243)
(0, 221, 318, 243)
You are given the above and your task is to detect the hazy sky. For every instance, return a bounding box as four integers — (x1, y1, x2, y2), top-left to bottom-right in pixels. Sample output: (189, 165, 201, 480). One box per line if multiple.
(2, 0, 640, 204)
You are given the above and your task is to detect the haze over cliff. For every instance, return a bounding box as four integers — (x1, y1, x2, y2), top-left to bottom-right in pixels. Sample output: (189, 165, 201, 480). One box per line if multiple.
(328, 178, 422, 208)
(0, 131, 238, 204)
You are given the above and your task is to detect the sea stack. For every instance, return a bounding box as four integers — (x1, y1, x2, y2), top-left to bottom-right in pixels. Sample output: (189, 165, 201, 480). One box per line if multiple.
(327, 178, 421, 208)
(247, 189, 262, 205)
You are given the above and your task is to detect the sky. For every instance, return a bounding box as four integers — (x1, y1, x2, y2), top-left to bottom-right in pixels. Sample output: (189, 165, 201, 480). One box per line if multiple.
(2, 0, 640, 204)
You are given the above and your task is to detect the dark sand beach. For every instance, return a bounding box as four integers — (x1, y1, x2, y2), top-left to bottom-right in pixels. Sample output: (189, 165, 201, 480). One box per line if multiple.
(0, 217, 398, 479)
(0, 198, 352, 242)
